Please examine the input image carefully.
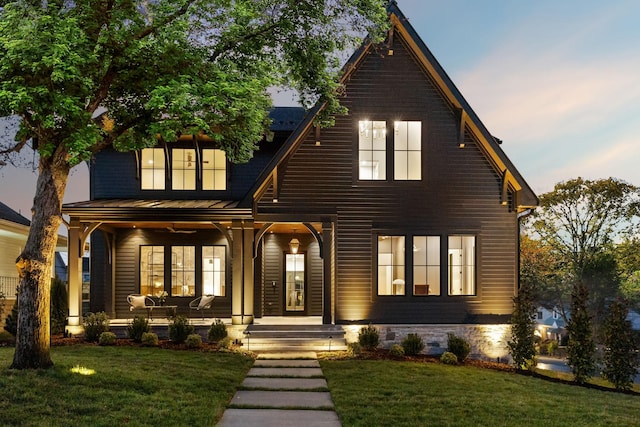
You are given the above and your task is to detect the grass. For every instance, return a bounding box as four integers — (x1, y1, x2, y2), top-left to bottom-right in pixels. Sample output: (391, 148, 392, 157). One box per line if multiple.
(320, 359, 640, 427)
(0, 346, 253, 426)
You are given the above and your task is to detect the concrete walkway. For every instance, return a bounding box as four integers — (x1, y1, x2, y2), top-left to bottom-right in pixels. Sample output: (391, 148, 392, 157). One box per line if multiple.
(217, 352, 341, 427)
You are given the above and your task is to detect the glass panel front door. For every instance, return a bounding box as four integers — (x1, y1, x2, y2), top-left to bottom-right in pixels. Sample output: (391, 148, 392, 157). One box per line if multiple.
(285, 253, 305, 312)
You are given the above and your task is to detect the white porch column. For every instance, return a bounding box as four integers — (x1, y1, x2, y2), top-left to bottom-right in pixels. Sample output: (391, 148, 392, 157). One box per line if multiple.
(242, 219, 254, 324)
(231, 220, 243, 325)
(66, 219, 83, 335)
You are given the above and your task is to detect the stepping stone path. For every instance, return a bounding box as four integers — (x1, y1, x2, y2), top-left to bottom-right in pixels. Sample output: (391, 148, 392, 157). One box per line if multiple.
(217, 351, 341, 427)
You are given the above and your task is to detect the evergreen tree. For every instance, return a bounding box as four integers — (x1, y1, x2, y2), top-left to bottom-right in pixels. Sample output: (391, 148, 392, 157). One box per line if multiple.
(50, 277, 68, 335)
(566, 281, 596, 384)
(602, 298, 638, 390)
(4, 299, 18, 337)
(508, 282, 537, 370)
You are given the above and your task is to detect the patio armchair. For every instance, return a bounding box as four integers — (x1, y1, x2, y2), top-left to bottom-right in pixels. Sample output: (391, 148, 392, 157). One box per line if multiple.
(127, 294, 155, 318)
(189, 295, 215, 319)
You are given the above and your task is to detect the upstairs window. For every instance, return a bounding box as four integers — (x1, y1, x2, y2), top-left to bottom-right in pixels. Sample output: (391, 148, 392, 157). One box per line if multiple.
(141, 148, 165, 190)
(202, 149, 227, 190)
(378, 235, 405, 295)
(172, 148, 197, 190)
(359, 120, 387, 180)
(394, 121, 421, 180)
(448, 235, 475, 295)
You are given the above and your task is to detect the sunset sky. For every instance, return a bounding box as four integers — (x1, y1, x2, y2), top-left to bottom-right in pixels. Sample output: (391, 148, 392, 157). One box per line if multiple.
(1, 0, 639, 219)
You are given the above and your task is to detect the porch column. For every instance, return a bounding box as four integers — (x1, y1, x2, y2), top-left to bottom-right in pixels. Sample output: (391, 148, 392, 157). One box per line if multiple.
(231, 220, 244, 325)
(66, 219, 83, 335)
(322, 221, 333, 324)
(242, 219, 254, 324)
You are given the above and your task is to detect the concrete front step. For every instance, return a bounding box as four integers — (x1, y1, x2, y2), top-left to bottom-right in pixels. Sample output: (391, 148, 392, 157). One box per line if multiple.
(229, 391, 334, 409)
(241, 324, 347, 352)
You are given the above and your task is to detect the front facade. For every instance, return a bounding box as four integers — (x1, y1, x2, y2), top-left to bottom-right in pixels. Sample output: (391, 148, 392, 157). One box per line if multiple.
(62, 4, 537, 330)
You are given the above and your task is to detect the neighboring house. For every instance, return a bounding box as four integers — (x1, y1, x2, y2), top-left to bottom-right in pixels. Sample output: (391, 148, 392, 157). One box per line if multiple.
(62, 3, 537, 337)
(535, 306, 567, 342)
(0, 201, 68, 298)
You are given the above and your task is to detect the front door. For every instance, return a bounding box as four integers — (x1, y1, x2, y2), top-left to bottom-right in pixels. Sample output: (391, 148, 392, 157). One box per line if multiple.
(284, 253, 306, 314)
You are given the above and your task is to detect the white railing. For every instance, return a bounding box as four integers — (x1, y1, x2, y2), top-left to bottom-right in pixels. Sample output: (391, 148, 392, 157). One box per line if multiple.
(0, 276, 19, 299)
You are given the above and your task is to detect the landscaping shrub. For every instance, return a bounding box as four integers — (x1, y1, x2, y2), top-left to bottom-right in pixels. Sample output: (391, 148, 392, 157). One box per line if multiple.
(4, 299, 18, 336)
(347, 342, 362, 357)
(185, 334, 202, 349)
(507, 281, 537, 370)
(602, 298, 638, 391)
(389, 344, 405, 357)
(217, 336, 233, 350)
(127, 315, 150, 343)
(566, 281, 596, 384)
(207, 319, 228, 343)
(440, 351, 458, 365)
(547, 340, 558, 357)
(141, 332, 159, 347)
(358, 324, 379, 350)
(447, 333, 471, 362)
(0, 330, 15, 346)
(168, 315, 194, 343)
(401, 333, 424, 356)
(50, 276, 68, 335)
(98, 331, 117, 346)
(83, 312, 110, 342)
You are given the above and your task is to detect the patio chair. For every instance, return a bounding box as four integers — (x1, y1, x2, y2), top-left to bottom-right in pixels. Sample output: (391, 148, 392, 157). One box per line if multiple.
(127, 294, 155, 318)
(189, 295, 215, 319)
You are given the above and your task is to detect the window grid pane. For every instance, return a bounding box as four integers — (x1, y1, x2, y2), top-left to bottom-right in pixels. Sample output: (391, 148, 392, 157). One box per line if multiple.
(172, 246, 195, 297)
(448, 235, 475, 295)
(378, 235, 405, 295)
(394, 121, 421, 180)
(202, 149, 227, 190)
(202, 246, 226, 296)
(141, 148, 165, 190)
(359, 120, 386, 180)
(140, 246, 164, 296)
(172, 149, 196, 190)
(413, 236, 440, 296)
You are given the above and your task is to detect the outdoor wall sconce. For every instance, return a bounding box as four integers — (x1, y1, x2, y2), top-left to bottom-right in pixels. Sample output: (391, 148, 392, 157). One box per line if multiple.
(289, 229, 300, 254)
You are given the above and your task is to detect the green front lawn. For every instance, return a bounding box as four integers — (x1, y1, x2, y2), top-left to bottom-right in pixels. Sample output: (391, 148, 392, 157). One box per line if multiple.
(0, 346, 253, 426)
(321, 359, 640, 427)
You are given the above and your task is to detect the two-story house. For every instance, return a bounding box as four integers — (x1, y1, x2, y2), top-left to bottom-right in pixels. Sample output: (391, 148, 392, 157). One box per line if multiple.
(63, 3, 537, 351)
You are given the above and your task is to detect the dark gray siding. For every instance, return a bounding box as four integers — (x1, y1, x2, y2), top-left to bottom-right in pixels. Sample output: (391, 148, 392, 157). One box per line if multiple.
(256, 33, 518, 324)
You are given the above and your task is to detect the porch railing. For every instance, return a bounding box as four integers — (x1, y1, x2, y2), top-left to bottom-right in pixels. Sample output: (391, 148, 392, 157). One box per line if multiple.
(0, 276, 19, 299)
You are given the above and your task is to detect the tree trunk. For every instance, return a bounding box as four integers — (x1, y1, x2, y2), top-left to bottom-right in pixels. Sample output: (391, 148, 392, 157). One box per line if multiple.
(11, 154, 69, 369)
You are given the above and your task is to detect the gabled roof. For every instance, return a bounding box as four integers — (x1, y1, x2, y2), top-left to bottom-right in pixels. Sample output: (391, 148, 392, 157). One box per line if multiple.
(247, 1, 538, 212)
(0, 201, 30, 226)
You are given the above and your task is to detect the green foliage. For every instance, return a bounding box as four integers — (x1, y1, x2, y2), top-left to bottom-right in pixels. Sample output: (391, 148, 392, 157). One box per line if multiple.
(447, 333, 471, 362)
(389, 344, 405, 357)
(601, 298, 638, 391)
(141, 332, 159, 347)
(4, 299, 18, 336)
(440, 351, 459, 365)
(508, 282, 538, 370)
(126, 316, 150, 343)
(98, 331, 117, 346)
(50, 276, 68, 335)
(358, 324, 380, 350)
(185, 334, 202, 349)
(207, 319, 228, 343)
(347, 342, 362, 357)
(401, 333, 425, 356)
(168, 315, 194, 344)
(0, 330, 15, 346)
(566, 282, 596, 384)
(217, 337, 233, 351)
(546, 341, 559, 356)
(0, 290, 5, 324)
(82, 312, 110, 342)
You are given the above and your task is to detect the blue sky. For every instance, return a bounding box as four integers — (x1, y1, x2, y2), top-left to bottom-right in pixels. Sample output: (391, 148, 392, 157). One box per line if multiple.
(2, 0, 640, 217)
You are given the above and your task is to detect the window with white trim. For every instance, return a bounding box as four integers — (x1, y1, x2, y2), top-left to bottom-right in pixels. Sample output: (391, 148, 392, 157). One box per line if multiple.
(378, 235, 405, 295)
(448, 235, 475, 295)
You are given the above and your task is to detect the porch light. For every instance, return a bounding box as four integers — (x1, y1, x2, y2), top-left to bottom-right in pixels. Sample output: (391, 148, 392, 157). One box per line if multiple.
(289, 237, 300, 254)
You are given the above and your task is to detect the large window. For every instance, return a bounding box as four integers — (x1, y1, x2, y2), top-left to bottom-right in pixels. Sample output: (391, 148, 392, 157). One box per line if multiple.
(172, 148, 197, 190)
(172, 246, 195, 297)
(202, 246, 226, 296)
(413, 236, 440, 295)
(141, 148, 165, 190)
(448, 235, 475, 295)
(202, 149, 227, 190)
(394, 121, 421, 180)
(140, 246, 165, 296)
(378, 235, 405, 295)
(359, 120, 387, 180)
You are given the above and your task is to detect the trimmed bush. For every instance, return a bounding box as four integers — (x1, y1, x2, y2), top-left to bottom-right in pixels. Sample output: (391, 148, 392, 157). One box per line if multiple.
(347, 342, 362, 357)
(168, 315, 194, 344)
(4, 299, 18, 336)
(141, 332, 159, 347)
(358, 324, 380, 350)
(217, 336, 233, 350)
(185, 334, 203, 349)
(207, 319, 228, 343)
(401, 333, 425, 356)
(50, 276, 68, 335)
(83, 312, 110, 342)
(389, 344, 405, 357)
(447, 333, 471, 362)
(440, 351, 458, 365)
(0, 330, 15, 346)
(98, 331, 117, 346)
(127, 315, 150, 343)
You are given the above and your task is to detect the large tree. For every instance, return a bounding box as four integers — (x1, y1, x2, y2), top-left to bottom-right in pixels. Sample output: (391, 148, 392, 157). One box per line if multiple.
(0, 0, 388, 369)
